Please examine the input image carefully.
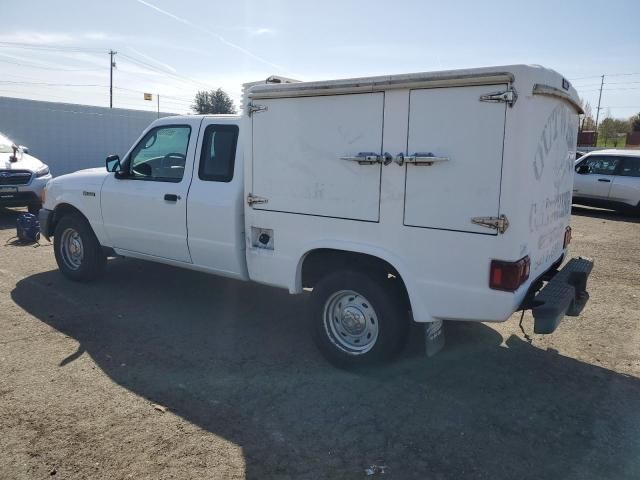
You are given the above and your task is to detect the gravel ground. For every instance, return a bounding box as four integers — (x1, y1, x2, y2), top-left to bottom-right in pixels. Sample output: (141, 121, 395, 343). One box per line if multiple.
(0, 205, 639, 480)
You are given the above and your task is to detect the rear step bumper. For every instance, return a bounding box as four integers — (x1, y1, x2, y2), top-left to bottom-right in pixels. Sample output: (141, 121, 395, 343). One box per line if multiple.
(530, 257, 594, 334)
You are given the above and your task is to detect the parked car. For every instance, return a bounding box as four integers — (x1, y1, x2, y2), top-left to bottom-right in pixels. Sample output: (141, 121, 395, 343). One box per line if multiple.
(0, 132, 51, 213)
(39, 65, 593, 366)
(573, 149, 640, 213)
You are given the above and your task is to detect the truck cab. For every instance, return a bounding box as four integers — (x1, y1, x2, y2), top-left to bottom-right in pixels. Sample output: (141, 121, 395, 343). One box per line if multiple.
(39, 65, 593, 367)
(42, 115, 248, 279)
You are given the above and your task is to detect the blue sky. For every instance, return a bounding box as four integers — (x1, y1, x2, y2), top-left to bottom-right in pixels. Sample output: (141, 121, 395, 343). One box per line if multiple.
(0, 0, 638, 118)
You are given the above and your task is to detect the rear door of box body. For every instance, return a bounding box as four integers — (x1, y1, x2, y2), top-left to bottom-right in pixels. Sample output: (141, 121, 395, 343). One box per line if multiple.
(403, 85, 507, 234)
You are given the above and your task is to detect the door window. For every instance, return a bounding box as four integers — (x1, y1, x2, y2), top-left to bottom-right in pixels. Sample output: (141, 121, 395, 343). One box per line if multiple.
(618, 157, 640, 177)
(582, 155, 620, 175)
(128, 125, 191, 182)
(198, 124, 239, 182)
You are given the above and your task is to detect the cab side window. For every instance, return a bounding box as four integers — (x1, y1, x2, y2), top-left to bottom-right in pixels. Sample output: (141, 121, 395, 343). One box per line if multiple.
(619, 157, 640, 177)
(198, 124, 239, 182)
(129, 125, 191, 182)
(582, 155, 620, 175)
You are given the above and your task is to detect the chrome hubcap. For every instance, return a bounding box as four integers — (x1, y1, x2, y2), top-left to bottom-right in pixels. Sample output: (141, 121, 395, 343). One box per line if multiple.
(323, 290, 379, 355)
(60, 228, 84, 270)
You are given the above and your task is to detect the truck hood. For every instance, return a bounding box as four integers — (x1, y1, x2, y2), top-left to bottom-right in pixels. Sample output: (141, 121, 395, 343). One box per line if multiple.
(52, 167, 109, 184)
(0, 152, 45, 172)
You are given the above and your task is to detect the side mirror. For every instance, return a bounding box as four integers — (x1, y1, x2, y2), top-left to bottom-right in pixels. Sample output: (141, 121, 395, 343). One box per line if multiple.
(576, 164, 590, 174)
(106, 154, 122, 173)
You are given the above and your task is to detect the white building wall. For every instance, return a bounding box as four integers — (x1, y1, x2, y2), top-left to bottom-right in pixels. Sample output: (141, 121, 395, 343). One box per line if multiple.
(0, 97, 177, 176)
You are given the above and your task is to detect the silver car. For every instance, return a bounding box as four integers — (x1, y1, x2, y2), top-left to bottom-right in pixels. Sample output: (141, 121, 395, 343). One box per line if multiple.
(573, 149, 640, 213)
(0, 132, 51, 214)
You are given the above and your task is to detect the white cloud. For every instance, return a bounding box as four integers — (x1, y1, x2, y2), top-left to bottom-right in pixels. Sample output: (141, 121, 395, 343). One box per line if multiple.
(134, 0, 289, 74)
(81, 32, 112, 41)
(249, 28, 276, 37)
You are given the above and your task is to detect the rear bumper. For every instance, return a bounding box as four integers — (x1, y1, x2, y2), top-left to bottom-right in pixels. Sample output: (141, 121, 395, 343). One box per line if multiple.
(527, 257, 594, 334)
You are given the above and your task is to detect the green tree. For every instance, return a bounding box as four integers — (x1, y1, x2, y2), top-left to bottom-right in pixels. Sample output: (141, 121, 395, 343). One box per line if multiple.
(598, 118, 631, 147)
(630, 113, 640, 132)
(598, 118, 616, 146)
(191, 89, 237, 114)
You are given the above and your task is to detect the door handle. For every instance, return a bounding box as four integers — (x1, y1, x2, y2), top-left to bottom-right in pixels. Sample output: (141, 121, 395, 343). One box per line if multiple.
(164, 193, 180, 202)
(340, 152, 382, 165)
(597, 178, 611, 183)
(394, 152, 449, 166)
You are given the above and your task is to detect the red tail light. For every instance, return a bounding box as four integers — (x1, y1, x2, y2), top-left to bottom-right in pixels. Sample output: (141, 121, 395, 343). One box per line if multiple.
(490, 256, 530, 292)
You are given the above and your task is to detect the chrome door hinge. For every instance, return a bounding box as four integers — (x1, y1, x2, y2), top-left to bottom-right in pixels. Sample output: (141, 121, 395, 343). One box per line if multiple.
(247, 103, 268, 116)
(479, 88, 517, 107)
(471, 214, 509, 234)
(247, 193, 268, 206)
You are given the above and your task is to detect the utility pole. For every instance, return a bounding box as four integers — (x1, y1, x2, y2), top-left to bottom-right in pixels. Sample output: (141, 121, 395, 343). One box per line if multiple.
(594, 74, 605, 146)
(157, 94, 160, 118)
(109, 50, 117, 108)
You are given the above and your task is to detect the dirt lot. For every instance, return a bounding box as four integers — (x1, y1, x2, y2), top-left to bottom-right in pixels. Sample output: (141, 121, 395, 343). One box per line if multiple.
(0, 206, 639, 480)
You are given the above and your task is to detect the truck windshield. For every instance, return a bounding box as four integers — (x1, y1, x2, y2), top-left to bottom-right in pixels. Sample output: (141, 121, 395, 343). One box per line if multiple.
(0, 133, 14, 153)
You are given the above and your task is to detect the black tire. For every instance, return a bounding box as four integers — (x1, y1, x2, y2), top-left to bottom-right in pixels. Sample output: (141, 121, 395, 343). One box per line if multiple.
(310, 270, 409, 367)
(53, 213, 106, 281)
(27, 203, 41, 215)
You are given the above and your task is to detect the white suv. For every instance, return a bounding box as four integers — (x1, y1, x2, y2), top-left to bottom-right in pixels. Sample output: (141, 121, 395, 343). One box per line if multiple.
(0, 132, 51, 214)
(573, 149, 640, 213)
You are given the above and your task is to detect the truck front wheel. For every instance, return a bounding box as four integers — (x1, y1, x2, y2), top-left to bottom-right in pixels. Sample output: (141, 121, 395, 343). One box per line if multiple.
(53, 213, 106, 281)
(310, 270, 408, 367)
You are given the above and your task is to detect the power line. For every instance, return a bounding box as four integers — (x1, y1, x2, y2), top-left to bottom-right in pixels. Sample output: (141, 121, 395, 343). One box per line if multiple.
(0, 80, 195, 109)
(0, 41, 211, 97)
(0, 41, 227, 101)
(603, 105, 640, 109)
(118, 53, 214, 90)
(573, 80, 640, 88)
(0, 58, 105, 72)
(0, 79, 196, 102)
(607, 72, 640, 77)
(0, 41, 107, 53)
(576, 87, 640, 92)
(0, 41, 241, 112)
(0, 80, 108, 87)
(570, 72, 640, 81)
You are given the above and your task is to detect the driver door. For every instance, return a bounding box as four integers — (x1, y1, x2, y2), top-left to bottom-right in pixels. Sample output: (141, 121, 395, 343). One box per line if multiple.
(101, 119, 203, 262)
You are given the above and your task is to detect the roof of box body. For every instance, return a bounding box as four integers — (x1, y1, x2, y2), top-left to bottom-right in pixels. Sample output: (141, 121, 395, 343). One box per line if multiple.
(245, 64, 582, 114)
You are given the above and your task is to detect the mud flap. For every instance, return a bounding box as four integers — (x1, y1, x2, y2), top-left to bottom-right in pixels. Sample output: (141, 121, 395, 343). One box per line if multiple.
(425, 319, 445, 357)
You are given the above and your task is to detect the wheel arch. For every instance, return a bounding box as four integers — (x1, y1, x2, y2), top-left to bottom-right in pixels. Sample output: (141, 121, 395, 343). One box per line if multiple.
(51, 203, 88, 234)
(47, 198, 110, 246)
(294, 243, 431, 322)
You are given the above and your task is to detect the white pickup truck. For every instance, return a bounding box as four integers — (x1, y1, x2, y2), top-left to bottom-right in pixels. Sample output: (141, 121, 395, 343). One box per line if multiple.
(40, 65, 593, 366)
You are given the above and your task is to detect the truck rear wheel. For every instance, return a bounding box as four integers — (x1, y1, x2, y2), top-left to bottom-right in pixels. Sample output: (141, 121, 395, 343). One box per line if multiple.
(310, 270, 408, 367)
(53, 213, 106, 281)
